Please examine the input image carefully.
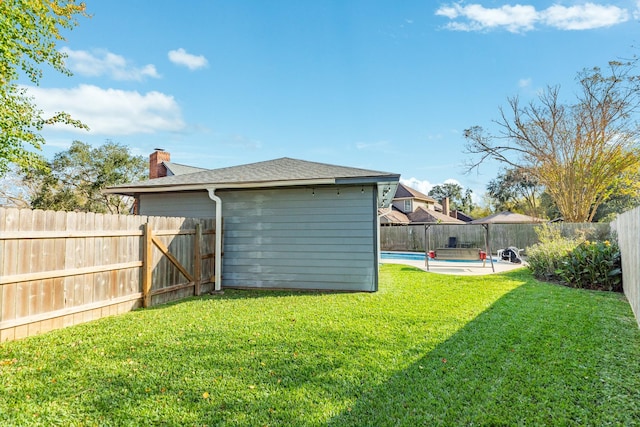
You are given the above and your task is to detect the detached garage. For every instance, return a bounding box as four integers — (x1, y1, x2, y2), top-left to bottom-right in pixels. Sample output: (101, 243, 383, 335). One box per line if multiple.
(106, 155, 400, 292)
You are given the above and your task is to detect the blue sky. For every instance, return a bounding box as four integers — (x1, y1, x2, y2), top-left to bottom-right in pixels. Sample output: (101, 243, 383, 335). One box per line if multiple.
(25, 0, 639, 202)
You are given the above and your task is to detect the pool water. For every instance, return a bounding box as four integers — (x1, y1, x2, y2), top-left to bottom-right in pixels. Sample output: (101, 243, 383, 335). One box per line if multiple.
(380, 251, 498, 263)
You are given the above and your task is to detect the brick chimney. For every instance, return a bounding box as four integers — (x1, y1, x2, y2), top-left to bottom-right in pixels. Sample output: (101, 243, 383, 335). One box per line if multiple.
(442, 197, 450, 216)
(149, 149, 170, 179)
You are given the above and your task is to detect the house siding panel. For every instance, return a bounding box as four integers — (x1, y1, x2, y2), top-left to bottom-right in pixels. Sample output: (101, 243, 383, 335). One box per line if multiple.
(137, 186, 378, 292)
(221, 185, 377, 291)
(138, 192, 215, 218)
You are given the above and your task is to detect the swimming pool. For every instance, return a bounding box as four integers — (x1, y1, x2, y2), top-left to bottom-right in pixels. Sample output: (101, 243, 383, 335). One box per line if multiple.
(380, 251, 498, 263)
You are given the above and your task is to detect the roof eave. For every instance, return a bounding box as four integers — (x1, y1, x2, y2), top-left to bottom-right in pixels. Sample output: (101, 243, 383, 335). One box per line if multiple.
(106, 174, 401, 196)
(104, 178, 340, 196)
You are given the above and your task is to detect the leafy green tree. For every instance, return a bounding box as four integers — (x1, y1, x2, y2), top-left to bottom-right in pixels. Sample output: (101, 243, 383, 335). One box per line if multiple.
(428, 182, 475, 213)
(486, 168, 545, 218)
(464, 61, 640, 222)
(0, 0, 88, 176)
(592, 170, 640, 222)
(27, 141, 147, 214)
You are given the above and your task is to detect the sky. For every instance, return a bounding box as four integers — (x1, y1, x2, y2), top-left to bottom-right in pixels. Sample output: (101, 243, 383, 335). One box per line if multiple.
(23, 0, 640, 203)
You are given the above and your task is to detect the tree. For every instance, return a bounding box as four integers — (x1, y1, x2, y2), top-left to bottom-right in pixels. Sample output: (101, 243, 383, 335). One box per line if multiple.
(464, 60, 640, 222)
(486, 168, 545, 218)
(592, 169, 640, 222)
(428, 182, 475, 213)
(0, 164, 39, 208)
(26, 141, 147, 214)
(0, 0, 88, 176)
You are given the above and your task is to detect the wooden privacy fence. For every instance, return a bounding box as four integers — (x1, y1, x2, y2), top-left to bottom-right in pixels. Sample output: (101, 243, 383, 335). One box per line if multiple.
(0, 208, 218, 342)
(611, 207, 640, 328)
(380, 222, 611, 254)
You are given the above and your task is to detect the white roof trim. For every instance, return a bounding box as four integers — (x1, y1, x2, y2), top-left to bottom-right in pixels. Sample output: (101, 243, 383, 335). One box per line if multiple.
(104, 178, 338, 195)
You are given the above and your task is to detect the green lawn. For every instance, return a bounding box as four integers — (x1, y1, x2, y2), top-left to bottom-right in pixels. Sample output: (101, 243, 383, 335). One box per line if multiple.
(2, 264, 640, 426)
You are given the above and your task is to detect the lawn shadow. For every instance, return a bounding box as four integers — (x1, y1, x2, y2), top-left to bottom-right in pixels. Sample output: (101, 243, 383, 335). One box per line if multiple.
(140, 286, 352, 312)
(327, 270, 640, 426)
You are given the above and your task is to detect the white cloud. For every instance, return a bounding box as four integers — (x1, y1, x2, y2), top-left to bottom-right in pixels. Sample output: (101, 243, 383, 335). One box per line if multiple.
(60, 47, 160, 81)
(518, 78, 532, 88)
(401, 177, 469, 197)
(400, 177, 435, 195)
(436, 3, 538, 32)
(168, 48, 208, 70)
(435, 2, 629, 33)
(542, 4, 629, 30)
(24, 84, 185, 135)
(355, 140, 390, 150)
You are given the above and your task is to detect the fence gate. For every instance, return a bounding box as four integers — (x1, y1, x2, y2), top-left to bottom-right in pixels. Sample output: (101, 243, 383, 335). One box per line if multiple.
(0, 208, 218, 342)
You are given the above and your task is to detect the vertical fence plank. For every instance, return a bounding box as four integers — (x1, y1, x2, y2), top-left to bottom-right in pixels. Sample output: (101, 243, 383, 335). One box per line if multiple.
(83, 212, 96, 323)
(14, 209, 34, 339)
(51, 210, 67, 331)
(41, 211, 57, 329)
(63, 211, 77, 327)
(142, 222, 153, 308)
(27, 210, 45, 336)
(0, 208, 19, 342)
(194, 223, 202, 296)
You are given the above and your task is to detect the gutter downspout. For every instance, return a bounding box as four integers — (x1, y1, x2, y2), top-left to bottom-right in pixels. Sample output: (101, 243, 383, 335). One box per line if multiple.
(207, 188, 223, 292)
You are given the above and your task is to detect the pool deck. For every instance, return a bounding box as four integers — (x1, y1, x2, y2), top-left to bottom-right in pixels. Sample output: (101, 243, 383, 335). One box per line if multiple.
(380, 257, 527, 276)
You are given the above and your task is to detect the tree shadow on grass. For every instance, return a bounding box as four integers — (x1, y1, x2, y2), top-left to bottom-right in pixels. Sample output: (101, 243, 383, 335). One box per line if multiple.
(327, 272, 640, 426)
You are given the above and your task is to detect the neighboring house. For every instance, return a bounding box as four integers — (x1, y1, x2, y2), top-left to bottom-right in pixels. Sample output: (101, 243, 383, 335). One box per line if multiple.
(449, 210, 474, 222)
(149, 149, 210, 178)
(380, 183, 466, 225)
(107, 151, 400, 292)
(391, 183, 438, 214)
(470, 211, 543, 224)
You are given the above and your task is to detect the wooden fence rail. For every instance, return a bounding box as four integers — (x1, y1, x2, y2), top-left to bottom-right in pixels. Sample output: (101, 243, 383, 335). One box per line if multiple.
(0, 208, 218, 342)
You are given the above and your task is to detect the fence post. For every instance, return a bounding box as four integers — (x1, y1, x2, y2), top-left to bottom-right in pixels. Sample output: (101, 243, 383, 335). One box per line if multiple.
(194, 223, 202, 296)
(142, 222, 153, 308)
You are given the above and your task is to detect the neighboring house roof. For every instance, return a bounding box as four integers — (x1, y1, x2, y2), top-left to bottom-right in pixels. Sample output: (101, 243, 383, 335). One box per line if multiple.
(163, 162, 210, 176)
(450, 210, 474, 223)
(394, 183, 436, 203)
(470, 210, 544, 224)
(408, 207, 465, 224)
(379, 207, 411, 225)
(380, 206, 465, 225)
(107, 157, 400, 206)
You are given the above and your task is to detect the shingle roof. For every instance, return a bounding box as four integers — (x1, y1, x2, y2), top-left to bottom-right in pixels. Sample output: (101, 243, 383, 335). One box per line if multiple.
(408, 207, 465, 224)
(107, 157, 400, 193)
(394, 183, 436, 202)
(379, 207, 411, 224)
(163, 162, 210, 176)
(470, 211, 544, 224)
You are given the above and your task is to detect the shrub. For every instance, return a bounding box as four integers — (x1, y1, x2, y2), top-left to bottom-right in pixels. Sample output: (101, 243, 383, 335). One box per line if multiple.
(526, 238, 579, 282)
(526, 224, 622, 292)
(556, 240, 622, 292)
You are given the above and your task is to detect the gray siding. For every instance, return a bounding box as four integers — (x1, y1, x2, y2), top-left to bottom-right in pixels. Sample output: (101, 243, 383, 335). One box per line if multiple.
(221, 185, 378, 291)
(138, 191, 215, 218)
(137, 186, 379, 291)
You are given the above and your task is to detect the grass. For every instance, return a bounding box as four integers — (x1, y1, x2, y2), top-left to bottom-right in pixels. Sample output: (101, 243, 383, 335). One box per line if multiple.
(2, 265, 640, 426)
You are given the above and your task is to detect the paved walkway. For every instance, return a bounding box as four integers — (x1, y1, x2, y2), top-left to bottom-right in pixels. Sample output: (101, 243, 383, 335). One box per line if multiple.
(380, 258, 528, 276)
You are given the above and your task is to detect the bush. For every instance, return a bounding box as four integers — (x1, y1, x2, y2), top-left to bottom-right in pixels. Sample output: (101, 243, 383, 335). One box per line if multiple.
(526, 238, 579, 282)
(556, 240, 622, 292)
(525, 225, 622, 292)
(526, 224, 581, 281)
